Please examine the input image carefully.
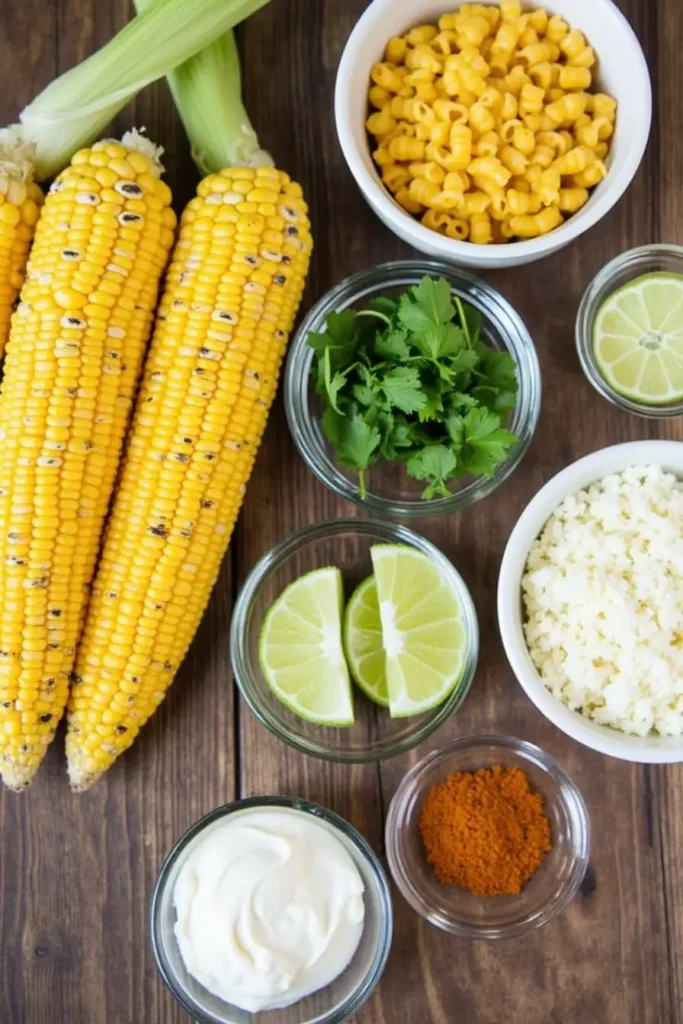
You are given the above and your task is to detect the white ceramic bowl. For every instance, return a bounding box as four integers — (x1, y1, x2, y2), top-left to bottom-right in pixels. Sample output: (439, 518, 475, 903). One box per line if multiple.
(498, 441, 683, 764)
(335, 0, 652, 269)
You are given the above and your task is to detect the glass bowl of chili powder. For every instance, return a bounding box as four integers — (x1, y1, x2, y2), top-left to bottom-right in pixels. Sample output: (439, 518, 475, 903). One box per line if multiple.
(385, 735, 590, 938)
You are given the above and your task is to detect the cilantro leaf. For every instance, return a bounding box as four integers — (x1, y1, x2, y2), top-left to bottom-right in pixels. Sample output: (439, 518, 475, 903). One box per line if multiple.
(418, 384, 444, 422)
(326, 309, 357, 348)
(321, 405, 347, 447)
(397, 296, 435, 337)
(410, 276, 455, 325)
(336, 414, 381, 472)
(375, 329, 411, 361)
(475, 344, 518, 394)
(445, 413, 465, 447)
(447, 391, 479, 413)
(406, 445, 458, 499)
(464, 304, 483, 344)
(471, 385, 517, 415)
(368, 296, 399, 319)
(460, 407, 518, 477)
(379, 366, 426, 414)
(436, 322, 467, 356)
(352, 383, 377, 408)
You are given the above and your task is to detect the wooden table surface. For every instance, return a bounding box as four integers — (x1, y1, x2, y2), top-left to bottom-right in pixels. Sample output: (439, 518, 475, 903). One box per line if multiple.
(1, 1, 681, 1022)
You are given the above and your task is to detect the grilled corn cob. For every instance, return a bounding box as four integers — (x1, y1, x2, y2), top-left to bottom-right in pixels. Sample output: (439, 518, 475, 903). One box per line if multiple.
(0, 134, 176, 790)
(66, 167, 312, 789)
(0, 129, 44, 359)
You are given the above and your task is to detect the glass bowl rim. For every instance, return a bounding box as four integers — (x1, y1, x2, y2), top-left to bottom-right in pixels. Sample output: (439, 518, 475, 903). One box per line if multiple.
(576, 243, 683, 420)
(284, 259, 542, 518)
(150, 795, 394, 1024)
(230, 516, 479, 763)
(385, 734, 591, 940)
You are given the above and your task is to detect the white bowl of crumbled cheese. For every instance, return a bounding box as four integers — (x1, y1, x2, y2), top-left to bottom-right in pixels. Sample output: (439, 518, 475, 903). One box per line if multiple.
(498, 441, 683, 763)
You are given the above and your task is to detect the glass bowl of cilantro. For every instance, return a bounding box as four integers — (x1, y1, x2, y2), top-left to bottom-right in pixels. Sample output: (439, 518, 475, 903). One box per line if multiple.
(285, 260, 541, 517)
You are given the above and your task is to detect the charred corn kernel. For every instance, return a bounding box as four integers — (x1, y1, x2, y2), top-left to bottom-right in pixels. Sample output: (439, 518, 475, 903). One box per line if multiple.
(65, 168, 312, 791)
(0, 136, 175, 790)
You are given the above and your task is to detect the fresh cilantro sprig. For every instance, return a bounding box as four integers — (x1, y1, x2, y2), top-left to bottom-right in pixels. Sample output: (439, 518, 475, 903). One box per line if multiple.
(307, 276, 519, 500)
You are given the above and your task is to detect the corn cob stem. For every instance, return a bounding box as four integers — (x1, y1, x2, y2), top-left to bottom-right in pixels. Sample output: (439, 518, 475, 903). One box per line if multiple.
(66, 32, 312, 790)
(18, 0, 271, 180)
(0, 135, 176, 789)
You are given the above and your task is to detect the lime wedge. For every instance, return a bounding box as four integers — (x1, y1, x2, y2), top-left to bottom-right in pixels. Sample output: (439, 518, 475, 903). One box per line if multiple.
(259, 567, 355, 726)
(343, 575, 389, 707)
(593, 272, 683, 404)
(370, 545, 466, 718)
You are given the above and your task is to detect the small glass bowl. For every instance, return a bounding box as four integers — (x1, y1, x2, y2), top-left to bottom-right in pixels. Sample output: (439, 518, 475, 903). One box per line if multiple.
(284, 260, 541, 518)
(151, 796, 393, 1024)
(576, 243, 683, 418)
(230, 518, 478, 762)
(386, 736, 590, 939)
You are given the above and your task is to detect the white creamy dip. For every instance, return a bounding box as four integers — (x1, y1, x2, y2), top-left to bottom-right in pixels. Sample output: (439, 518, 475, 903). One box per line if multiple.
(173, 807, 366, 1012)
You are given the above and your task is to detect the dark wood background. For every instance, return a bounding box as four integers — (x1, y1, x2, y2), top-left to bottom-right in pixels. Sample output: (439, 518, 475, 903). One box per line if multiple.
(1, 1, 680, 1022)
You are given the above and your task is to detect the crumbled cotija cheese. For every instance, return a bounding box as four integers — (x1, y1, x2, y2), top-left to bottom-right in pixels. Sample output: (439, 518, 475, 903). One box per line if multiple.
(522, 464, 683, 737)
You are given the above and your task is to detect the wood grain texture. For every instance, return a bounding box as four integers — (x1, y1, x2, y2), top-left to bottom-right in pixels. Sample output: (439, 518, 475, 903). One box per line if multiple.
(0, 0, 681, 1022)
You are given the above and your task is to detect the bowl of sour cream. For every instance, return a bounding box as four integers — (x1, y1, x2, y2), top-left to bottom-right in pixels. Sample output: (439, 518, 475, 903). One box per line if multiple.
(151, 797, 393, 1024)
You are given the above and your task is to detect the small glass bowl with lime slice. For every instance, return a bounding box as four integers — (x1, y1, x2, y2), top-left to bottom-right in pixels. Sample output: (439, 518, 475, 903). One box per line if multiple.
(230, 518, 478, 763)
(577, 244, 683, 418)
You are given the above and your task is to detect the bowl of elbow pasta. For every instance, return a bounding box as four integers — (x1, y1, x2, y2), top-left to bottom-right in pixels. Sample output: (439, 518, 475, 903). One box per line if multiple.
(335, 0, 651, 268)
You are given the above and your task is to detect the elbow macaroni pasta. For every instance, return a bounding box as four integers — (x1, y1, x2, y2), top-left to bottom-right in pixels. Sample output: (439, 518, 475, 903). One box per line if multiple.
(366, 0, 616, 244)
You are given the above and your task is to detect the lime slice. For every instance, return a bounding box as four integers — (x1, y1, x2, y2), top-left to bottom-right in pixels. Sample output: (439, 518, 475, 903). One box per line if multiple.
(593, 272, 683, 404)
(370, 545, 466, 718)
(343, 575, 389, 707)
(259, 567, 355, 726)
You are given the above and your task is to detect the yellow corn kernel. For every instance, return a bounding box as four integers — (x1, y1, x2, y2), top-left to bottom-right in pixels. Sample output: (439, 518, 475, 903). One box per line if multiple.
(0, 138, 175, 790)
(65, 167, 312, 791)
(0, 144, 44, 359)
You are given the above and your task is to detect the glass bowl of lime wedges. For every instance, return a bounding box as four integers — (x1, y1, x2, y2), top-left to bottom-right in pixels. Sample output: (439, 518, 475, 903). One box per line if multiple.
(577, 244, 683, 418)
(230, 518, 478, 762)
(284, 260, 541, 518)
